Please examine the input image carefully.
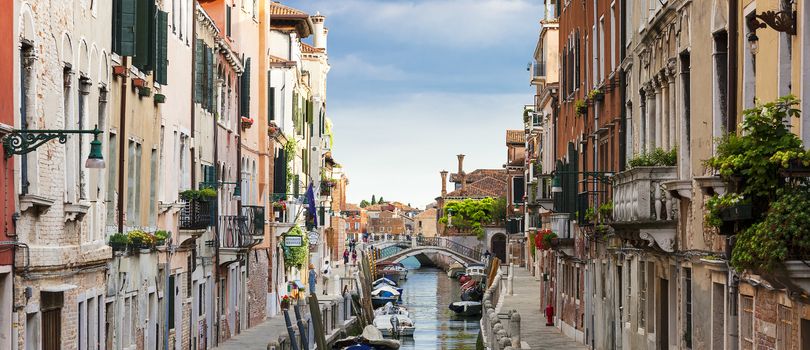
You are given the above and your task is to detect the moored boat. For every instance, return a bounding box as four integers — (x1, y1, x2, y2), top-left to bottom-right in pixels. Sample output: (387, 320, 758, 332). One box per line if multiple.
(448, 301, 483, 316)
(447, 262, 466, 278)
(373, 314, 415, 338)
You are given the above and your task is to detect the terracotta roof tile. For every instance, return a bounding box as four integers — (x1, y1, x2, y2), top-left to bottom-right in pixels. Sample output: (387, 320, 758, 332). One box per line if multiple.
(344, 203, 361, 212)
(415, 208, 437, 219)
(269, 2, 308, 17)
(506, 130, 525, 144)
(449, 169, 507, 183)
(444, 176, 507, 199)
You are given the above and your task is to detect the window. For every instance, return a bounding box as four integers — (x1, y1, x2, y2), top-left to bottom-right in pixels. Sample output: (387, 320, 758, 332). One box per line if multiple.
(106, 133, 118, 227)
(599, 18, 605, 81)
(712, 283, 725, 350)
(269, 86, 276, 121)
(126, 140, 142, 227)
(148, 149, 158, 226)
(112, 0, 168, 76)
(740, 295, 754, 350)
(684, 267, 693, 348)
(713, 30, 729, 136)
(78, 300, 85, 350)
(512, 177, 525, 204)
(199, 283, 205, 317)
(610, 3, 616, 71)
(226, 5, 232, 37)
(253, 0, 258, 20)
(19, 43, 35, 195)
(168, 275, 176, 330)
(240, 58, 252, 117)
(639, 261, 646, 329)
(78, 77, 91, 200)
(777, 305, 794, 350)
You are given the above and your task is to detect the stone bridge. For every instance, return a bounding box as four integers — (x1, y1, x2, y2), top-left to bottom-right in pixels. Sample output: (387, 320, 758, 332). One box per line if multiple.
(373, 237, 483, 266)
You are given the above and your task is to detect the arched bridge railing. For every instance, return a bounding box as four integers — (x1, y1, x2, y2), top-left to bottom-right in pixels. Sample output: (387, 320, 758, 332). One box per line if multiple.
(375, 237, 482, 262)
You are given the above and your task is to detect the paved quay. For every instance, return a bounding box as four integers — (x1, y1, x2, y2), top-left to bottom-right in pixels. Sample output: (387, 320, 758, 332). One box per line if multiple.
(499, 267, 588, 350)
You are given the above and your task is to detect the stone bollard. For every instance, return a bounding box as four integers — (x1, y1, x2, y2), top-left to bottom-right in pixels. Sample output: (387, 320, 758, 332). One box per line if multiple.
(509, 311, 521, 348)
(507, 271, 514, 296)
(497, 330, 510, 349)
(332, 273, 341, 295)
(267, 340, 280, 350)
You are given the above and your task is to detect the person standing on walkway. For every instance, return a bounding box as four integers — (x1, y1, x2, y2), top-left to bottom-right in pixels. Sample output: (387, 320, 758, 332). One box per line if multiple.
(351, 250, 357, 266)
(349, 239, 356, 252)
(343, 249, 350, 265)
(308, 263, 317, 295)
(322, 260, 332, 295)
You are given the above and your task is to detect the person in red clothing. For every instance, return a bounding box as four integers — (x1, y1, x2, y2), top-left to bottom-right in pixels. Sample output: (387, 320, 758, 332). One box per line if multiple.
(351, 250, 358, 265)
(343, 249, 350, 265)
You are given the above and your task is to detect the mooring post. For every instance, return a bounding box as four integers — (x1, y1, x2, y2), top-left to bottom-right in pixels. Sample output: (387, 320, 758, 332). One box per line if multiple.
(509, 311, 521, 348)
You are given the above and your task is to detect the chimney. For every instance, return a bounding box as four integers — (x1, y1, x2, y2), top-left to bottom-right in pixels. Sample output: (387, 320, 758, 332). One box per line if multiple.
(457, 154, 466, 192)
(440, 170, 448, 196)
(312, 13, 327, 50)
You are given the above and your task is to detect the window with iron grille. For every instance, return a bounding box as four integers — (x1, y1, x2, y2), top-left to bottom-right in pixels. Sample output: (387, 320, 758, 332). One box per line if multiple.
(740, 295, 754, 350)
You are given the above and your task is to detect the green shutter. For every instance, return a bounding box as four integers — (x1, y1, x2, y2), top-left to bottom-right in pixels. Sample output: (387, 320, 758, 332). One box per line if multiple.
(294, 174, 300, 197)
(307, 99, 314, 136)
(207, 47, 214, 111)
(240, 58, 251, 117)
(133, 0, 155, 71)
(292, 92, 299, 134)
(155, 11, 168, 85)
(114, 0, 138, 56)
(194, 40, 203, 103)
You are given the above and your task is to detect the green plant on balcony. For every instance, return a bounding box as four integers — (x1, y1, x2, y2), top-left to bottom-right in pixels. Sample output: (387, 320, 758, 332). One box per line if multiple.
(527, 230, 536, 258)
(108, 233, 129, 251)
(540, 230, 557, 249)
(627, 147, 677, 168)
(598, 202, 613, 222)
(127, 230, 156, 250)
(439, 198, 498, 240)
(154, 230, 170, 246)
(703, 96, 810, 272)
(284, 136, 298, 194)
(704, 193, 750, 228)
(587, 88, 603, 101)
(574, 99, 587, 116)
(583, 207, 596, 224)
(180, 188, 217, 201)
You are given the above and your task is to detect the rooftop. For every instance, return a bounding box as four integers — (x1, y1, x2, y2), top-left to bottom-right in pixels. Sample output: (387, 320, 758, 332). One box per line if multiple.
(506, 130, 525, 144)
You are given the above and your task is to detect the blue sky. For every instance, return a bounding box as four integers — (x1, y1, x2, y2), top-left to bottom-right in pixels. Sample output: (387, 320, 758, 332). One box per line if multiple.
(284, 0, 542, 208)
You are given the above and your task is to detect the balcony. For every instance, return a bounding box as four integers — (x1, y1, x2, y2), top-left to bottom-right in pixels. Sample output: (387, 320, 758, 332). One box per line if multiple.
(527, 176, 554, 211)
(219, 206, 265, 260)
(611, 166, 678, 252)
(530, 61, 546, 85)
(178, 198, 214, 241)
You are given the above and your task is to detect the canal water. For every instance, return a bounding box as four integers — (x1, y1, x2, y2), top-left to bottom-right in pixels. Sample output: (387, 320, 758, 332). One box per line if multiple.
(396, 258, 480, 350)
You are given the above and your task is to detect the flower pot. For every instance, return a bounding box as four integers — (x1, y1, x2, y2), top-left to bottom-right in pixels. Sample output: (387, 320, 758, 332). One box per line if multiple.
(280, 299, 290, 310)
(110, 243, 127, 252)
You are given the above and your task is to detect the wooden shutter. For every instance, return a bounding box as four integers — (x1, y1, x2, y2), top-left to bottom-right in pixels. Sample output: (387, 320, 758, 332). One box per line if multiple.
(307, 99, 314, 136)
(268, 70, 275, 122)
(240, 58, 251, 117)
(273, 149, 286, 195)
(133, 0, 155, 71)
(114, 0, 138, 56)
(194, 40, 203, 103)
(155, 11, 168, 85)
(292, 92, 299, 134)
(207, 47, 214, 111)
(226, 5, 232, 37)
(293, 174, 300, 197)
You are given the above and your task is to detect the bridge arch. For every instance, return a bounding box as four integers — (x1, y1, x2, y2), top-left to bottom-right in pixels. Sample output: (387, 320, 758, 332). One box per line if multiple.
(387, 247, 479, 266)
(374, 237, 482, 267)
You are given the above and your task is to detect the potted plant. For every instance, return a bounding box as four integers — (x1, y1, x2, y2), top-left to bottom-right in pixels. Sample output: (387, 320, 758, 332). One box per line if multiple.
(574, 99, 587, 116)
(108, 233, 129, 252)
(154, 230, 170, 246)
(268, 122, 280, 137)
(280, 295, 292, 310)
(705, 193, 752, 229)
(127, 230, 155, 250)
(588, 88, 604, 101)
(241, 116, 254, 128)
(598, 202, 613, 222)
(540, 230, 557, 250)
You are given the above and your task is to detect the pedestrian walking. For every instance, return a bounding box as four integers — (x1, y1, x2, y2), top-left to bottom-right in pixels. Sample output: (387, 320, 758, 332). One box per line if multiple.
(351, 250, 357, 265)
(308, 263, 317, 295)
(343, 249, 350, 265)
(349, 239, 356, 252)
(322, 260, 332, 295)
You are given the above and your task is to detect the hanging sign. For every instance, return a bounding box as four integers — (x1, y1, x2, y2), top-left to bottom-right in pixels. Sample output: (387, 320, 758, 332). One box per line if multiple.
(284, 236, 303, 247)
(308, 231, 320, 245)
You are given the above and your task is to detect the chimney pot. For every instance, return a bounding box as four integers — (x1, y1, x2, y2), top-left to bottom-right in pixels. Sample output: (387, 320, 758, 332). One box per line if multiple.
(440, 170, 448, 197)
(457, 154, 465, 175)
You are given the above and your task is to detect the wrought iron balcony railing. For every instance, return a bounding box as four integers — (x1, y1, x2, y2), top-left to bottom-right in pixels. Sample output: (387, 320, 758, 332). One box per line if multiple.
(179, 198, 214, 230)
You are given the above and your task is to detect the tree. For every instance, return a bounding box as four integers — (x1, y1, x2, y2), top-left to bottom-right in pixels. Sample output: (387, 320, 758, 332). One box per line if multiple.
(371, 195, 376, 205)
(360, 200, 370, 208)
(378, 196, 385, 204)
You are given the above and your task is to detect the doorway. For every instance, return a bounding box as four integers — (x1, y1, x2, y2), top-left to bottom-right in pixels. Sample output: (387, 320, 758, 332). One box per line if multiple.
(41, 292, 62, 350)
(491, 233, 506, 262)
(658, 278, 669, 349)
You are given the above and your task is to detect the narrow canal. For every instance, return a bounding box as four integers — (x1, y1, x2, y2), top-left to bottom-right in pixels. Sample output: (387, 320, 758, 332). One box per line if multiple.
(396, 258, 480, 350)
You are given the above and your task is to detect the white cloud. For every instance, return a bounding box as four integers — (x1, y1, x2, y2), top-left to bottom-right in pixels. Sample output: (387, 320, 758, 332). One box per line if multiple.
(309, 0, 540, 48)
(330, 54, 417, 81)
(327, 91, 526, 207)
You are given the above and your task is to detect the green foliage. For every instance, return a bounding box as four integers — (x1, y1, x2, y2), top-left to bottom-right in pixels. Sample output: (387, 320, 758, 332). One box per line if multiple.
(127, 230, 155, 248)
(541, 231, 558, 248)
(584, 207, 596, 223)
(378, 197, 385, 204)
(359, 200, 370, 208)
(371, 195, 377, 205)
(491, 197, 507, 224)
(154, 230, 170, 244)
(587, 88, 603, 100)
(180, 188, 217, 201)
(704, 193, 749, 228)
(598, 202, 613, 222)
(574, 99, 587, 116)
(281, 226, 309, 269)
(527, 231, 536, 258)
(108, 233, 130, 246)
(706, 96, 802, 199)
(284, 136, 298, 194)
(731, 186, 810, 271)
(627, 147, 677, 168)
(440, 198, 500, 239)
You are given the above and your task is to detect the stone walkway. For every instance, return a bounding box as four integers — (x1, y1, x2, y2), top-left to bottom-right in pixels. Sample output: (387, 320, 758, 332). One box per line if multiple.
(499, 267, 588, 350)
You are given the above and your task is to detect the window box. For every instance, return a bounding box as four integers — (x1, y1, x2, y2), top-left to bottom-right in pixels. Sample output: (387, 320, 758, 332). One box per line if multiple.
(132, 77, 146, 88)
(718, 203, 752, 222)
(138, 87, 151, 97)
(113, 65, 127, 77)
(154, 93, 166, 104)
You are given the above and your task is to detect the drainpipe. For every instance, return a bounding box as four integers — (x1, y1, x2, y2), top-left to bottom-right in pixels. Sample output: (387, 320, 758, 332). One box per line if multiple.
(727, 2, 739, 349)
(117, 56, 128, 233)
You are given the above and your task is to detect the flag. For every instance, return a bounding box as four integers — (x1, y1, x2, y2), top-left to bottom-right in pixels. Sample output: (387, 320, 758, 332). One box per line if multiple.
(305, 183, 318, 227)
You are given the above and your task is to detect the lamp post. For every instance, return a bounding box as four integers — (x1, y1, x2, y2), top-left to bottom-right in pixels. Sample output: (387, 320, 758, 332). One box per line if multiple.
(2, 125, 105, 168)
(746, 8, 797, 54)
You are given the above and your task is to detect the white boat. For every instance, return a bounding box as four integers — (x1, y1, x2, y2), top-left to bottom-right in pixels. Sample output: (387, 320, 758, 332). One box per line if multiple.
(374, 302, 411, 317)
(373, 277, 398, 287)
(465, 264, 486, 281)
(373, 314, 415, 337)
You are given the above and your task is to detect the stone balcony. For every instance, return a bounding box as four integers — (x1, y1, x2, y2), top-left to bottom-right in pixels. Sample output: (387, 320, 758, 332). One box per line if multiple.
(610, 166, 678, 252)
(219, 206, 265, 263)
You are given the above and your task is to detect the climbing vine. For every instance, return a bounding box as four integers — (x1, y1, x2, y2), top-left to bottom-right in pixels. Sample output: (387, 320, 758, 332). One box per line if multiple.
(281, 225, 308, 269)
(439, 198, 500, 240)
(284, 136, 298, 194)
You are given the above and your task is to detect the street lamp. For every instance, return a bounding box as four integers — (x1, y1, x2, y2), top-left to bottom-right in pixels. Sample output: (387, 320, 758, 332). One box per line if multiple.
(551, 175, 563, 193)
(2, 125, 105, 168)
(746, 8, 796, 56)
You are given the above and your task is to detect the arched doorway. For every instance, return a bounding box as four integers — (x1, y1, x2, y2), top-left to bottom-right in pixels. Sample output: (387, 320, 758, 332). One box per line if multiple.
(491, 233, 507, 263)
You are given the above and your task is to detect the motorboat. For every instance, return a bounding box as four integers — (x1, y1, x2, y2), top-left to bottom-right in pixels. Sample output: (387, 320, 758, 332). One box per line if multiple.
(448, 301, 482, 316)
(374, 302, 411, 318)
(373, 314, 415, 338)
(335, 325, 401, 350)
(371, 285, 402, 308)
(460, 280, 483, 302)
(458, 274, 471, 285)
(377, 262, 408, 282)
(447, 262, 466, 278)
(373, 277, 398, 288)
(465, 264, 486, 281)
